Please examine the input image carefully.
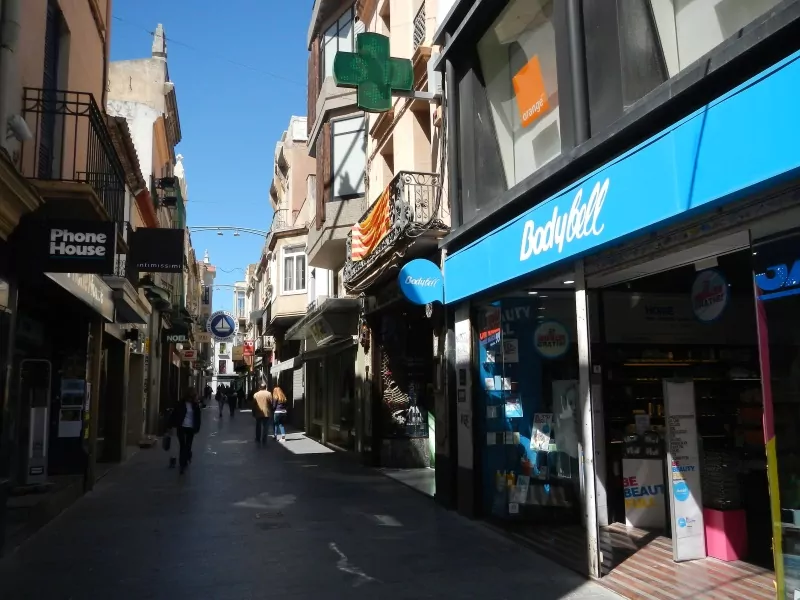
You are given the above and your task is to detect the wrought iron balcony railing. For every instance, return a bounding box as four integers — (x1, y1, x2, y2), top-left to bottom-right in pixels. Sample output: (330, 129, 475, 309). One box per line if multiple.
(22, 88, 126, 236)
(344, 171, 445, 285)
(255, 335, 275, 352)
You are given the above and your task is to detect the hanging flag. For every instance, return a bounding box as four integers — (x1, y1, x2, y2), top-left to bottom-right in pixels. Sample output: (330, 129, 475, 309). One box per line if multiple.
(351, 188, 392, 261)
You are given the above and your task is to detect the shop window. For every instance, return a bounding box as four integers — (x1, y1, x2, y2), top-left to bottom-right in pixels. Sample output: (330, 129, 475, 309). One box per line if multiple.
(323, 8, 355, 80)
(331, 116, 366, 199)
(584, 0, 780, 133)
(282, 245, 306, 294)
(476, 289, 580, 519)
(476, 0, 561, 189)
(651, 0, 781, 77)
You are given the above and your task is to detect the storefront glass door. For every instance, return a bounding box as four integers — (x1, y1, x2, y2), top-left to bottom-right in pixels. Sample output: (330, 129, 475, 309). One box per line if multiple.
(753, 230, 800, 599)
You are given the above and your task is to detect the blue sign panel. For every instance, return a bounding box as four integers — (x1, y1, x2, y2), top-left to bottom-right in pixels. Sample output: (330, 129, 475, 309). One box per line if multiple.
(207, 310, 238, 341)
(398, 259, 444, 305)
(445, 49, 800, 303)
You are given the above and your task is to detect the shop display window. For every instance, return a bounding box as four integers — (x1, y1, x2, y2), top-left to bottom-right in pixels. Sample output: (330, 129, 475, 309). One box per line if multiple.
(477, 0, 561, 189)
(475, 290, 579, 519)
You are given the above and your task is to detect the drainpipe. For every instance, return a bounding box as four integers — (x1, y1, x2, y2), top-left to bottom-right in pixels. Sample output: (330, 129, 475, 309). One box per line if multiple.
(0, 0, 21, 153)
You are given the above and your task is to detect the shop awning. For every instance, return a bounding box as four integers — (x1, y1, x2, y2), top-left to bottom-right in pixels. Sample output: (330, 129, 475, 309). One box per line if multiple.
(106, 277, 151, 324)
(270, 356, 301, 376)
(46, 273, 115, 322)
(299, 337, 357, 362)
(285, 296, 359, 342)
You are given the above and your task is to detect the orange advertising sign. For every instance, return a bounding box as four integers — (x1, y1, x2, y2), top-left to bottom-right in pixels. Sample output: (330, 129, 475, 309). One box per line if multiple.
(512, 55, 549, 128)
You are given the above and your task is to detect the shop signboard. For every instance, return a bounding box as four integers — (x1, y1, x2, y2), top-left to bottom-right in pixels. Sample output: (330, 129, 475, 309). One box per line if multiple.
(445, 49, 800, 303)
(181, 349, 197, 362)
(232, 345, 244, 361)
(398, 259, 444, 305)
(622, 459, 666, 529)
(21, 219, 116, 275)
(691, 269, 729, 322)
(664, 379, 706, 562)
(128, 227, 184, 273)
(243, 340, 254, 356)
(206, 310, 238, 342)
(195, 331, 211, 344)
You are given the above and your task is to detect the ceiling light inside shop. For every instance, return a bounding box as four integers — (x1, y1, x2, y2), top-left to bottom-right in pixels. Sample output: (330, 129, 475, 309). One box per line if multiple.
(563, 280, 575, 285)
(538, 307, 546, 310)
(528, 291, 538, 295)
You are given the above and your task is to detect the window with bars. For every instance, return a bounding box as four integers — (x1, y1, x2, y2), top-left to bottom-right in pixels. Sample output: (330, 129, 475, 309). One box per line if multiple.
(413, 2, 426, 52)
(282, 245, 307, 294)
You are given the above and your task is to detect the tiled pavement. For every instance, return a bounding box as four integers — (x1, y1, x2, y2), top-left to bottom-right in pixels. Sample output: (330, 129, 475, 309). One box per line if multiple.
(0, 408, 619, 600)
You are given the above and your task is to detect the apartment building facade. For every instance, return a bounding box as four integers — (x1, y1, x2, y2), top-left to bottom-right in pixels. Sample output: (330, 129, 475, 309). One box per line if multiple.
(106, 24, 189, 436)
(295, 0, 448, 467)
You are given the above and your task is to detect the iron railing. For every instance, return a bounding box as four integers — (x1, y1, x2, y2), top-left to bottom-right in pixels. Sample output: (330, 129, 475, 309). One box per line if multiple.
(22, 88, 126, 237)
(413, 2, 426, 52)
(344, 171, 445, 285)
(111, 223, 138, 288)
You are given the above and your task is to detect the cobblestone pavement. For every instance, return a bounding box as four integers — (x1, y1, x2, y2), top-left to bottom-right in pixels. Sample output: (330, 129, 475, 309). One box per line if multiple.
(0, 409, 619, 600)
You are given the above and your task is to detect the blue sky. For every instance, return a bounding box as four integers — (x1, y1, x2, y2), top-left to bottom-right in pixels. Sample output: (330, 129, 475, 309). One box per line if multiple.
(110, 0, 312, 312)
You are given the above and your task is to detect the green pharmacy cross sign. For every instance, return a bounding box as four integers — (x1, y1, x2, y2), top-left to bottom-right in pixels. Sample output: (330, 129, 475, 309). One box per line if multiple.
(333, 32, 413, 113)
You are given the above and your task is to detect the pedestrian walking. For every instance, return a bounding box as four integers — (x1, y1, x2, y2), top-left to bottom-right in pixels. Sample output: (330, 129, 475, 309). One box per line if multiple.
(226, 385, 237, 417)
(271, 386, 288, 441)
(237, 385, 245, 410)
(252, 383, 272, 445)
(216, 385, 225, 418)
(203, 384, 213, 407)
(168, 387, 202, 474)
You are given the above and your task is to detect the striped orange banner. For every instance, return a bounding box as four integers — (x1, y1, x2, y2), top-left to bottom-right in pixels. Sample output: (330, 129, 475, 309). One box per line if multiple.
(351, 188, 392, 262)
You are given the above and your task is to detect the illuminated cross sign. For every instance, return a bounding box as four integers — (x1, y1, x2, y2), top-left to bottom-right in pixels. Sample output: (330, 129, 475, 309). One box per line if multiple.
(333, 32, 413, 113)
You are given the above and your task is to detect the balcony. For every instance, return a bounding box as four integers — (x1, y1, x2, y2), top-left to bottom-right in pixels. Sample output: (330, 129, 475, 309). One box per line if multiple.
(266, 206, 308, 252)
(255, 335, 275, 354)
(343, 171, 447, 291)
(21, 89, 126, 238)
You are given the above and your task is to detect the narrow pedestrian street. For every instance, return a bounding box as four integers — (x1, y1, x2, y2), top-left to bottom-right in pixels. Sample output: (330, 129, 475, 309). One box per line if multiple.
(0, 409, 615, 600)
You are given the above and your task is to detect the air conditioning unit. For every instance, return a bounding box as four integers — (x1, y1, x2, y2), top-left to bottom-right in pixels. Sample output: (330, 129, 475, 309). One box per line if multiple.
(427, 52, 443, 98)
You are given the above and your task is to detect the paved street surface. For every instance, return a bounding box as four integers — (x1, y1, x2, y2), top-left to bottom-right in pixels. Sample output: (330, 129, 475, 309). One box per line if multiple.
(0, 409, 618, 600)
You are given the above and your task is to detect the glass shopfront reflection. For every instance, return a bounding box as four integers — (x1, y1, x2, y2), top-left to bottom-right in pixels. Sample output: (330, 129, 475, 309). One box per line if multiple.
(475, 289, 580, 522)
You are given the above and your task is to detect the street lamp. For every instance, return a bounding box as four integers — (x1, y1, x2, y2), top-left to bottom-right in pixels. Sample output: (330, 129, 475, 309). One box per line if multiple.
(189, 226, 269, 237)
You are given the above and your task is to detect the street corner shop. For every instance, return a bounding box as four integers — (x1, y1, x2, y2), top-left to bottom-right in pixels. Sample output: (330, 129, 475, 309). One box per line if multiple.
(440, 46, 800, 599)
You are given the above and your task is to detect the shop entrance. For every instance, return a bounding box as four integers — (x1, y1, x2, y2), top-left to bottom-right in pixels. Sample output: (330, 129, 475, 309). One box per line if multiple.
(587, 244, 776, 598)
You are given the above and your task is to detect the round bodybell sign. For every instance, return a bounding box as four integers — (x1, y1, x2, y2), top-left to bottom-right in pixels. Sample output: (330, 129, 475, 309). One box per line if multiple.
(206, 310, 238, 341)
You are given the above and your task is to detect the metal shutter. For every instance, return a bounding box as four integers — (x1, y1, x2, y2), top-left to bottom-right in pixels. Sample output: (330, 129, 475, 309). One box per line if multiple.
(292, 365, 304, 402)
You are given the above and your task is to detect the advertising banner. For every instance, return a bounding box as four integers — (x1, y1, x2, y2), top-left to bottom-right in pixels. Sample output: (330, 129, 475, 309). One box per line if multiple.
(22, 219, 116, 275)
(622, 458, 666, 529)
(128, 227, 184, 273)
(664, 379, 706, 562)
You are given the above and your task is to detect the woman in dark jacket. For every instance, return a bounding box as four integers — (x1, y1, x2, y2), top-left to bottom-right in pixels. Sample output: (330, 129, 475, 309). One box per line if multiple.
(168, 387, 202, 474)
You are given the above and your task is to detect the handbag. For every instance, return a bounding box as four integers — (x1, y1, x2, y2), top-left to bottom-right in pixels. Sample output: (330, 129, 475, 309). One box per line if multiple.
(162, 432, 172, 452)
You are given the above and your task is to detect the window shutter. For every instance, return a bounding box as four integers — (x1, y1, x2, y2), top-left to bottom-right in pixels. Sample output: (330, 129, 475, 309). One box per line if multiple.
(315, 122, 331, 230)
(307, 37, 319, 137)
